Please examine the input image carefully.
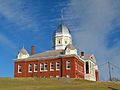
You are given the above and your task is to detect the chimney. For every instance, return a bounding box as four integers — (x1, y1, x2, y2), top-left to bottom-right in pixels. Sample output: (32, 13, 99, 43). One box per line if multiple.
(80, 51, 84, 57)
(31, 45, 35, 55)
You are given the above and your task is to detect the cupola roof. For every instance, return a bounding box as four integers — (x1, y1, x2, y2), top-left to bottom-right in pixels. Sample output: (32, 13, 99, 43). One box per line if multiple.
(19, 47, 29, 55)
(56, 24, 71, 34)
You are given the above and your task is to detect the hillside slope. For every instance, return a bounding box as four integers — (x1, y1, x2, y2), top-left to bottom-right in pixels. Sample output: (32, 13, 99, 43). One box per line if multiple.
(0, 78, 120, 90)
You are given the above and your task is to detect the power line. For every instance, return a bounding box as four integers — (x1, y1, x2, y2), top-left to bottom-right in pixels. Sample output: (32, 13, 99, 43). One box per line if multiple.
(98, 61, 120, 81)
(98, 62, 108, 67)
(109, 62, 120, 72)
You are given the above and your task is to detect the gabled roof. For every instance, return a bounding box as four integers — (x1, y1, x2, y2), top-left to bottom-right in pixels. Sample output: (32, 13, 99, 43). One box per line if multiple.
(81, 54, 96, 63)
(65, 44, 76, 50)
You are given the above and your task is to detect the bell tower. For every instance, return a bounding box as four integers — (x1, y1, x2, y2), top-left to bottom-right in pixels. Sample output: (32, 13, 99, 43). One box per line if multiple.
(53, 24, 72, 50)
(53, 10, 72, 50)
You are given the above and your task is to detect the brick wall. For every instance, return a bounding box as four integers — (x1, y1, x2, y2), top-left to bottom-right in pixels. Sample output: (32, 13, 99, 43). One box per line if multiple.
(14, 56, 84, 79)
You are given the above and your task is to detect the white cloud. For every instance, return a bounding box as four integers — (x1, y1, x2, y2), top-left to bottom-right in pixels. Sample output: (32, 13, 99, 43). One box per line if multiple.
(0, 0, 39, 32)
(64, 0, 120, 80)
(0, 33, 16, 49)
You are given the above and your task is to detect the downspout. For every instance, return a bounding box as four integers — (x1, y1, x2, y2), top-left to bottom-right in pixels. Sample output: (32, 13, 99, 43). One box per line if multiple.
(60, 56, 63, 77)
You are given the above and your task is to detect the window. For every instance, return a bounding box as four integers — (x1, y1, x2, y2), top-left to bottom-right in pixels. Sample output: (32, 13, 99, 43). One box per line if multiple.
(40, 63, 44, 72)
(66, 74, 70, 78)
(50, 62, 54, 71)
(34, 64, 38, 72)
(66, 61, 71, 70)
(86, 62, 89, 74)
(58, 38, 62, 45)
(56, 62, 60, 70)
(44, 63, 48, 71)
(58, 40, 60, 44)
(65, 41, 67, 44)
(18, 64, 22, 73)
(28, 64, 32, 72)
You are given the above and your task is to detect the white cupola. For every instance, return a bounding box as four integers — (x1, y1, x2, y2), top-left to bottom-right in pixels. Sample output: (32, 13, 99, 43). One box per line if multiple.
(17, 47, 29, 59)
(53, 24, 72, 50)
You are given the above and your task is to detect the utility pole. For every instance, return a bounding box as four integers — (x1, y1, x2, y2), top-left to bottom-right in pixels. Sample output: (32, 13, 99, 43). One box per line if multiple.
(108, 61, 112, 81)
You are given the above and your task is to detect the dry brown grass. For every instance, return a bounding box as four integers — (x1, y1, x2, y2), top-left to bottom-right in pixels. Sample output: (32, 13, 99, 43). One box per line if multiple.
(0, 78, 120, 90)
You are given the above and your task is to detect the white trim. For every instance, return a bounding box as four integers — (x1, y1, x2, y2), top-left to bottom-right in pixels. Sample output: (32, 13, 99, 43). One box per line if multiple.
(50, 76, 54, 78)
(18, 64, 22, 73)
(56, 75, 60, 78)
(44, 63, 48, 71)
(66, 74, 70, 78)
(40, 63, 44, 72)
(28, 64, 32, 73)
(50, 62, 54, 71)
(55, 33, 71, 37)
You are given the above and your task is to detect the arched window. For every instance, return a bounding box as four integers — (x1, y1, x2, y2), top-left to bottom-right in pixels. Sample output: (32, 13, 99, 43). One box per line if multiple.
(58, 39, 61, 44)
(65, 40, 67, 44)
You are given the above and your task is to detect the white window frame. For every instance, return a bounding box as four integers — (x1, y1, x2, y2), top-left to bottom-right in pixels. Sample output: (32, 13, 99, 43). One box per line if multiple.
(66, 61, 71, 70)
(56, 62, 60, 71)
(50, 62, 54, 71)
(34, 64, 38, 72)
(44, 63, 48, 71)
(28, 64, 32, 73)
(40, 63, 44, 72)
(18, 64, 22, 73)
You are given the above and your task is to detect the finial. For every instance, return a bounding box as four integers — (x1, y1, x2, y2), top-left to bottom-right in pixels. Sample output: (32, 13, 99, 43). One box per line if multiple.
(22, 44, 24, 49)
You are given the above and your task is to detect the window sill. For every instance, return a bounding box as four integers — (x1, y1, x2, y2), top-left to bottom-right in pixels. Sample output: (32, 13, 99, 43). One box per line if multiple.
(28, 71, 32, 73)
(66, 68, 71, 70)
(18, 72, 22, 73)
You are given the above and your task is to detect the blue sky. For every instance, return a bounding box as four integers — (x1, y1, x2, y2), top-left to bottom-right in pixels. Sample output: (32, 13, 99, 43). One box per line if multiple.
(0, 0, 120, 79)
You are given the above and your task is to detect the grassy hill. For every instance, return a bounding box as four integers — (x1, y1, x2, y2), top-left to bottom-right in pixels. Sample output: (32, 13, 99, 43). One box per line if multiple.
(0, 78, 120, 90)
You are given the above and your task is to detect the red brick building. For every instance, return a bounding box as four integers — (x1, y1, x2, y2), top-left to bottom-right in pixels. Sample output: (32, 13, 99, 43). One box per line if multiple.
(15, 52, 84, 78)
(14, 24, 98, 81)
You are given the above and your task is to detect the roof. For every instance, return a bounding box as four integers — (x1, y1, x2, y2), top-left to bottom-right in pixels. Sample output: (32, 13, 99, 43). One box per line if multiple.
(56, 24, 71, 34)
(15, 51, 84, 63)
(81, 54, 96, 63)
(65, 44, 76, 50)
(29, 50, 64, 59)
(19, 47, 29, 55)
(81, 54, 91, 60)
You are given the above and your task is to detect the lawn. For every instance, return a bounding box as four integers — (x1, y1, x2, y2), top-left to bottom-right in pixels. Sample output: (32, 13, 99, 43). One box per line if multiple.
(0, 78, 120, 90)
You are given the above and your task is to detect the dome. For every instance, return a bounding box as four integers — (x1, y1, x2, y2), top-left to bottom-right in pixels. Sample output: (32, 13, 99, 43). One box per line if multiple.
(56, 24, 71, 34)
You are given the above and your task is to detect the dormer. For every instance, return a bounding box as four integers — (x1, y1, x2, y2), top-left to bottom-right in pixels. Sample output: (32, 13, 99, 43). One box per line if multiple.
(65, 44, 77, 55)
